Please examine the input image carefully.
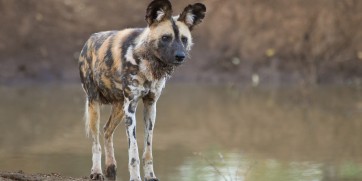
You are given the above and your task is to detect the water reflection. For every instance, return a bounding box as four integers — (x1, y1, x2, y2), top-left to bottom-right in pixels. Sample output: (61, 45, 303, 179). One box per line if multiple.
(173, 152, 362, 181)
(0, 84, 361, 181)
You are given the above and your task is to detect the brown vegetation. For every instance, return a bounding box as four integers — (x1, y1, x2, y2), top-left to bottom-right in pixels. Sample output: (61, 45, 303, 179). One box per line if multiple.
(0, 0, 361, 85)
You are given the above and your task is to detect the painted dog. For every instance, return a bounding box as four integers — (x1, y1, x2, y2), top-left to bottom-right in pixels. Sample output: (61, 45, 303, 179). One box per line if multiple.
(78, 0, 206, 180)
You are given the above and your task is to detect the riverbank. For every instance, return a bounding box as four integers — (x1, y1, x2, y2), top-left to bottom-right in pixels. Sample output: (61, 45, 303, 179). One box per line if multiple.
(0, 171, 87, 181)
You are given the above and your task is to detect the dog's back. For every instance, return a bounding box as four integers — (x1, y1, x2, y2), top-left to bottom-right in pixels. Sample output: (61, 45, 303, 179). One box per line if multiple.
(79, 29, 143, 104)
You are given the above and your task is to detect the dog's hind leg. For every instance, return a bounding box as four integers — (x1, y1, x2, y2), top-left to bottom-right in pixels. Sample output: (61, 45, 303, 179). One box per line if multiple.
(103, 102, 124, 180)
(85, 99, 104, 180)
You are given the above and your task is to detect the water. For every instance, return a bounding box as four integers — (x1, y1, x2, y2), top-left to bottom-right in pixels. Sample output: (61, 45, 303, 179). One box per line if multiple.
(0, 83, 361, 181)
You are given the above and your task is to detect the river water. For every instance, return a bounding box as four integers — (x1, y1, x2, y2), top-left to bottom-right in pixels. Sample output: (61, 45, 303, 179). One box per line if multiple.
(0, 84, 361, 181)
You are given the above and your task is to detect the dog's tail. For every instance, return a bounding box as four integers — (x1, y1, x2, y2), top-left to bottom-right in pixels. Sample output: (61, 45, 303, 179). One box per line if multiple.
(84, 99, 100, 137)
(84, 99, 90, 137)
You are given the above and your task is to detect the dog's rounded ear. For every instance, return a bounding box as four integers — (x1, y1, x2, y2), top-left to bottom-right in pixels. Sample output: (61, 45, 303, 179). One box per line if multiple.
(145, 0, 173, 26)
(177, 3, 206, 30)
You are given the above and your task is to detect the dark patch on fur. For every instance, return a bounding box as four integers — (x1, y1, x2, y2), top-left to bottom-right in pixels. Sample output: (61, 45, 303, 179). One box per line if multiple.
(133, 127, 136, 138)
(80, 42, 88, 58)
(144, 80, 151, 89)
(171, 20, 180, 39)
(149, 119, 153, 131)
(104, 50, 113, 68)
(143, 92, 156, 105)
(82, 70, 100, 102)
(124, 62, 139, 75)
(104, 36, 115, 68)
(131, 158, 136, 166)
(134, 54, 141, 65)
(105, 164, 117, 180)
(93, 31, 115, 50)
(128, 101, 137, 113)
(98, 92, 113, 104)
(125, 116, 133, 126)
(90, 173, 104, 180)
(150, 58, 175, 79)
(147, 134, 151, 146)
(121, 29, 143, 62)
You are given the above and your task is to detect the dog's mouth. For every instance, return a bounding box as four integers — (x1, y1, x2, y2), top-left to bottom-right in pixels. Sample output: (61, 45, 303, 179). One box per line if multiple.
(172, 61, 184, 66)
(154, 57, 179, 67)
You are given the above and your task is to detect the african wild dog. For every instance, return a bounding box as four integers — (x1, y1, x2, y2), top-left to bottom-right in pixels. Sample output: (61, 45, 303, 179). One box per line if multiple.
(78, 0, 206, 180)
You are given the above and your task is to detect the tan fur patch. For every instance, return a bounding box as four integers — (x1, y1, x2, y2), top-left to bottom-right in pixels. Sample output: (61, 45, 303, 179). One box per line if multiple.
(91, 52, 97, 70)
(97, 36, 112, 65)
(111, 32, 124, 72)
(139, 59, 154, 80)
(86, 40, 92, 58)
(144, 147, 152, 161)
(88, 102, 100, 135)
(79, 56, 87, 78)
(176, 21, 193, 49)
(104, 103, 124, 139)
(149, 21, 174, 41)
(101, 74, 112, 89)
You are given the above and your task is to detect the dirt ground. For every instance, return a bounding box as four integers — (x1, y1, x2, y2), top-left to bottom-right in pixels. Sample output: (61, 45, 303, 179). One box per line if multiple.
(0, 0, 361, 86)
(0, 171, 88, 181)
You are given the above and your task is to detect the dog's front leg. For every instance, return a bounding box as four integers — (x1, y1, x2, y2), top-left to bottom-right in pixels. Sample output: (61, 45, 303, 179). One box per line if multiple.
(142, 93, 159, 181)
(124, 98, 141, 181)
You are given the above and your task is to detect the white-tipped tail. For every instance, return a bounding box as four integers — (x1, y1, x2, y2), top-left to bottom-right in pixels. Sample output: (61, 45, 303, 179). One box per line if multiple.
(85, 99, 90, 137)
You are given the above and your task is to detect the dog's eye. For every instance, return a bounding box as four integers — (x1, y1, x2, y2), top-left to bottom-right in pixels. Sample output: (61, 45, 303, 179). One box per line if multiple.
(181, 36, 188, 44)
(161, 35, 171, 42)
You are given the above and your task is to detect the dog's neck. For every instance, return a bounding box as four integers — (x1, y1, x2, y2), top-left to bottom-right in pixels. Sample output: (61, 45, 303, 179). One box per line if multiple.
(144, 53, 175, 80)
(134, 41, 175, 81)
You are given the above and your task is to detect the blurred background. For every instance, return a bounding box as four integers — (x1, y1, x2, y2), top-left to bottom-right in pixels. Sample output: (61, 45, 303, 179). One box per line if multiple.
(1, 0, 362, 85)
(0, 0, 362, 181)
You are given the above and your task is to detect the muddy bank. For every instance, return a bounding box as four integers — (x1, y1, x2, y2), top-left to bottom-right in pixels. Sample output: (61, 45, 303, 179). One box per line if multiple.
(0, 171, 87, 181)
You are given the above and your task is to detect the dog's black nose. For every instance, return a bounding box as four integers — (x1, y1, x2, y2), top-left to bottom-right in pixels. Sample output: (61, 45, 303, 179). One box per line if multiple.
(175, 52, 186, 62)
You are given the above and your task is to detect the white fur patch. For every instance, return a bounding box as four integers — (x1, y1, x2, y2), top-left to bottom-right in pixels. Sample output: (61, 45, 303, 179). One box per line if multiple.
(125, 46, 137, 65)
(185, 12, 195, 25)
(172, 15, 180, 21)
(156, 9, 165, 21)
(85, 99, 89, 137)
(92, 143, 102, 174)
(151, 77, 166, 94)
(139, 59, 154, 80)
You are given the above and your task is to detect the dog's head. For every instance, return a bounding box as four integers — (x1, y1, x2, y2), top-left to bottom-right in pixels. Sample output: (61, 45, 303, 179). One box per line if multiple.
(144, 0, 206, 66)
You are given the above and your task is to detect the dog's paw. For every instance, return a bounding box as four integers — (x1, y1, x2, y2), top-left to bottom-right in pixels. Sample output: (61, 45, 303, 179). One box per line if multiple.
(90, 173, 104, 180)
(105, 164, 117, 180)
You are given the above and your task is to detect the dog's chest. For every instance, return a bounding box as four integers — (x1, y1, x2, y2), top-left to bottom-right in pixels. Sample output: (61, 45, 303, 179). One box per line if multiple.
(125, 74, 165, 100)
(122, 60, 165, 99)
